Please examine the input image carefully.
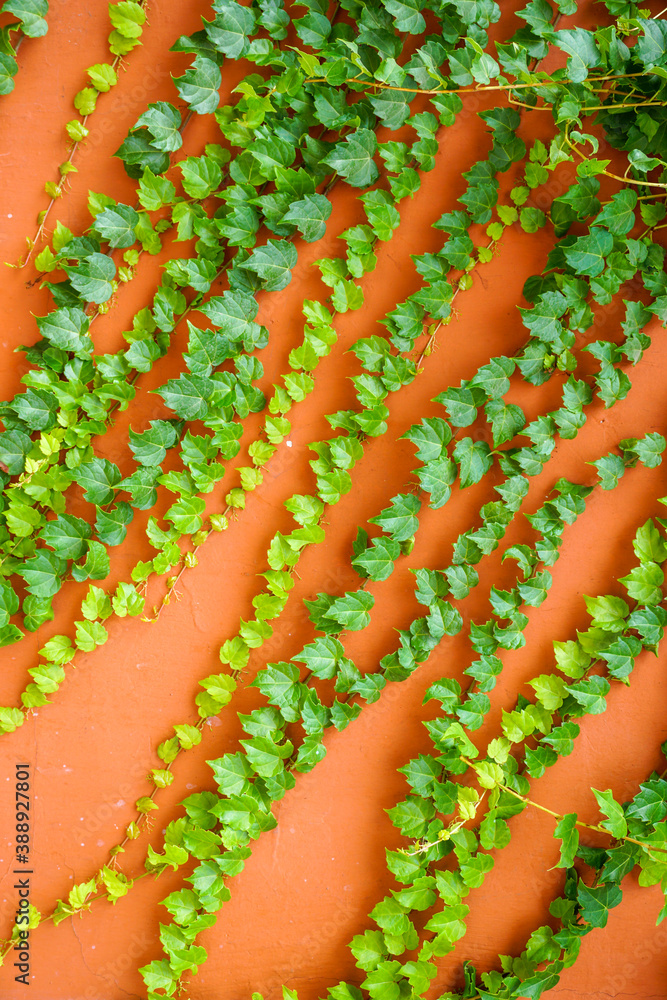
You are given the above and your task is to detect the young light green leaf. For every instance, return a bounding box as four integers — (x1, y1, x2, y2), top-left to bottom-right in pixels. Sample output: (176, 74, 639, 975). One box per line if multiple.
(592, 788, 627, 839)
(553, 812, 579, 868)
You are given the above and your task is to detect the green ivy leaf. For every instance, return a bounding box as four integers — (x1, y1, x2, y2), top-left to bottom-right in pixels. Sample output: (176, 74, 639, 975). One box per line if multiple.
(109, 0, 146, 38)
(135, 101, 183, 152)
(592, 788, 627, 839)
(634, 520, 667, 564)
(115, 132, 170, 178)
(12, 388, 57, 430)
(519, 291, 568, 345)
(384, 0, 425, 33)
(416, 456, 457, 509)
(75, 619, 108, 652)
(239, 239, 298, 291)
(369, 493, 421, 542)
(73, 457, 122, 506)
(324, 129, 380, 188)
(36, 307, 91, 354)
(0, 49, 18, 96)
(459, 175, 498, 224)
(528, 673, 568, 712)
(87, 62, 117, 92)
(239, 734, 293, 778)
(626, 780, 667, 825)
(634, 19, 667, 69)
(600, 843, 640, 885)
(63, 253, 116, 303)
(576, 881, 622, 928)
(369, 88, 412, 130)
(206, 0, 256, 58)
(252, 662, 300, 717)
(413, 280, 453, 320)
(0, 580, 19, 628)
(352, 536, 401, 582)
(619, 562, 664, 606)
(2, 0, 48, 37)
(166, 496, 205, 534)
(331, 279, 364, 313)
(479, 811, 511, 850)
(293, 636, 343, 679)
(453, 438, 494, 489)
(129, 420, 180, 467)
(485, 399, 525, 446)
(159, 374, 213, 420)
(283, 194, 332, 243)
(327, 590, 375, 631)
(631, 432, 666, 469)
(174, 55, 221, 115)
(553, 812, 579, 868)
(179, 154, 223, 199)
(138, 167, 176, 211)
(361, 960, 402, 1000)
(591, 453, 625, 490)
(584, 594, 629, 632)
(434, 384, 486, 427)
(81, 585, 112, 622)
(0, 429, 32, 474)
(402, 418, 452, 463)
(565, 675, 610, 715)
(563, 227, 614, 277)
(112, 581, 144, 618)
(598, 635, 641, 683)
(351, 930, 387, 972)
(553, 26, 601, 83)
(18, 549, 67, 598)
(95, 502, 133, 546)
(426, 599, 463, 640)
(512, 965, 565, 1000)
(40, 514, 91, 560)
(93, 204, 140, 248)
(595, 189, 637, 236)
(542, 721, 580, 756)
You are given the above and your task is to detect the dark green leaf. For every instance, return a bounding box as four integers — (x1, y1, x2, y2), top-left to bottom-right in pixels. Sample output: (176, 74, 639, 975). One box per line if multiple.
(135, 102, 183, 152)
(563, 228, 613, 277)
(93, 204, 140, 248)
(324, 129, 379, 188)
(453, 438, 494, 488)
(576, 881, 622, 928)
(174, 55, 221, 115)
(63, 253, 116, 304)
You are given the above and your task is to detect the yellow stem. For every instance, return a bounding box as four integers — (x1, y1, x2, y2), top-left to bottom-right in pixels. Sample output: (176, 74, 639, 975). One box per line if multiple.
(564, 127, 667, 190)
(305, 70, 650, 96)
(495, 780, 667, 857)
